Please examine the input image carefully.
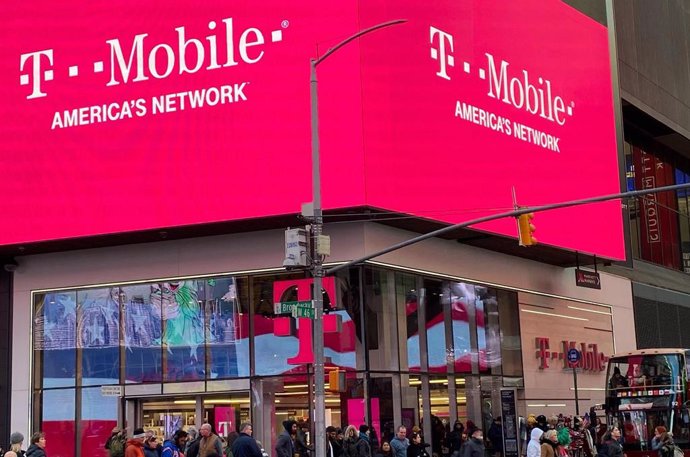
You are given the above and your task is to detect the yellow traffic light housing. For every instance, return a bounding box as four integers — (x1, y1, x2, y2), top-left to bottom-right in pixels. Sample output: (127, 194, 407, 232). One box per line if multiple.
(329, 369, 345, 392)
(518, 212, 537, 246)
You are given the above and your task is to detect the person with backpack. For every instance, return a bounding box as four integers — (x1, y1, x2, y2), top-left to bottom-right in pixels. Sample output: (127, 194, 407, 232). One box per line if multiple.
(107, 428, 128, 457)
(658, 432, 680, 457)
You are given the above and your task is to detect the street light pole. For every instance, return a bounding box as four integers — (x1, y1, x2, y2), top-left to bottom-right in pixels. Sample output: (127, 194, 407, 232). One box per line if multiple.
(309, 19, 406, 457)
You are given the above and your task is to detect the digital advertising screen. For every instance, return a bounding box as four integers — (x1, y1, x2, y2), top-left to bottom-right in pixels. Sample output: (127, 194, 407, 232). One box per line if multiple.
(1, 0, 623, 258)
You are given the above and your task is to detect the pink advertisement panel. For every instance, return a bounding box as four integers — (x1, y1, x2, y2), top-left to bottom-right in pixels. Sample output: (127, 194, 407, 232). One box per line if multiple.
(1, 0, 623, 258)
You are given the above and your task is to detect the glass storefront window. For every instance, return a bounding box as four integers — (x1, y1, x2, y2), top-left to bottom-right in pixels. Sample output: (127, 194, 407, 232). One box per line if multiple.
(677, 169, 690, 273)
(43, 388, 75, 457)
(424, 280, 447, 374)
(368, 375, 395, 446)
(364, 269, 398, 371)
(449, 282, 473, 373)
(497, 290, 523, 378)
(123, 284, 162, 383)
(477, 287, 501, 374)
(160, 280, 205, 382)
(203, 276, 250, 379)
(80, 387, 118, 457)
(78, 287, 121, 386)
(397, 274, 420, 373)
(34, 291, 77, 388)
(30, 266, 523, 456)
(252, 273, 308, 376)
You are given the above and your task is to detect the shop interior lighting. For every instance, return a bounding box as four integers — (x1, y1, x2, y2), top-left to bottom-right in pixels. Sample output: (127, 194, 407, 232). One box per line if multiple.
(567, 305, 612, 316)
(173, 399, 249, 405)
(527, 403, 567, 408)
(521, 309, 588, 321)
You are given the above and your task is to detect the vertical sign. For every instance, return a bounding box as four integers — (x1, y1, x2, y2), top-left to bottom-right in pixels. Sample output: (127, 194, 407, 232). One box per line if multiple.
(500, 389, 519, 457)
(215, 406, 236, 437)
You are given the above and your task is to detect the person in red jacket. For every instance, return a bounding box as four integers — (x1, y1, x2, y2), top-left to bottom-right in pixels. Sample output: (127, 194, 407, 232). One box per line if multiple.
(125, 428, 147, 457)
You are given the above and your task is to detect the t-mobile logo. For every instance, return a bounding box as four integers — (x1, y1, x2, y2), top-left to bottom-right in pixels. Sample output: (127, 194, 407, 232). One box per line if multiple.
(430, 26, 454, 80)
(20, 49, 54, 99)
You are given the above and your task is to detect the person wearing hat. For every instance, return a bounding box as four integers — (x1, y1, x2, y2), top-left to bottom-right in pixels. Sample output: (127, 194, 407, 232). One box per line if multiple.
(4, 432, 25, 457)
(125, 428, 147, 457)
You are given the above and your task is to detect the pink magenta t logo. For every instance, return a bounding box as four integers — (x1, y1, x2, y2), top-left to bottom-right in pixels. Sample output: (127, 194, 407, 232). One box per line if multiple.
(272, 277, 339, 365)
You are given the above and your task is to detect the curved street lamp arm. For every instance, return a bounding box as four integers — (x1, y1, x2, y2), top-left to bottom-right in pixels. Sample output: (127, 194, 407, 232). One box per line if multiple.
(313, 19, 407, 67)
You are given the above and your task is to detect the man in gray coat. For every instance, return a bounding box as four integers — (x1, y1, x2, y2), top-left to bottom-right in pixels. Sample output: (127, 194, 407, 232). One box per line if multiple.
(276, 420, 298, 457)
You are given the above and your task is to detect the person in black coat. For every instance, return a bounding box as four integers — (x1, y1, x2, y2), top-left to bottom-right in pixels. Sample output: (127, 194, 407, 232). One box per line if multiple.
(406, 432, 430, 457)
(488, 418, 503, 457)
(232, 423, 263, 457)
(462, 430, 485, 457)
(600, 427, 623, 457)
(26, 433, 47, 457)
(327, 426, 343, 457)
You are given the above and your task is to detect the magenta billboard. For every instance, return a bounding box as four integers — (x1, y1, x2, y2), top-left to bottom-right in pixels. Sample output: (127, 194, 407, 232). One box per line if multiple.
(1, 0, 623, 258)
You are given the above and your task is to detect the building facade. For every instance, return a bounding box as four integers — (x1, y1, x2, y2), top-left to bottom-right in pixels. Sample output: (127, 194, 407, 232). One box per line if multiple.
(600, 0, 690, 348)
(13, 224, 636, 457)
(2, 0, 670, 456)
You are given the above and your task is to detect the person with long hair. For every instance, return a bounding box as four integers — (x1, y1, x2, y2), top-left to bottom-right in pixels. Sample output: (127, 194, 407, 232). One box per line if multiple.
(343, 425, 360, 457)
(5, 432, 25, 457)
(406, 432, 430, 457)
(658, 432, 677, 457)
(652, 426, 667, 451)
(375, 442, 393, 457)
(601, 427, 623, 457)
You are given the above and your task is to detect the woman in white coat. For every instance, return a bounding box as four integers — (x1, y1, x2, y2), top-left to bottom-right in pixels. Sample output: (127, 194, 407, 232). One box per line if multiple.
(527, 428, 544, 457)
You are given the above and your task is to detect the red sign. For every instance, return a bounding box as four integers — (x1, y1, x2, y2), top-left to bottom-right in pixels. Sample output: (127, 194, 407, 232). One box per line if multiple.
(536, 337, 608, 372)
(1, 0, 623, 259)
(632, 147, 681, 268)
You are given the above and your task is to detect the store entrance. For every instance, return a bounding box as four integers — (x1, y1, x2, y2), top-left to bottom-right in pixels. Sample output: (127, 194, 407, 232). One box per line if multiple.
(127, 392, 251, 441)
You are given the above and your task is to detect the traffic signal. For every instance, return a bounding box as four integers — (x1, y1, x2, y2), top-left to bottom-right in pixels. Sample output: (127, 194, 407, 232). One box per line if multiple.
(329, 369, 345, 392)
(518, 212, 537, 246)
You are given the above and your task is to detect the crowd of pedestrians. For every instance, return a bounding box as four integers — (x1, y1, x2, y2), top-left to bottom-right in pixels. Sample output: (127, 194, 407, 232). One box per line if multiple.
(4, 410, 685, 457)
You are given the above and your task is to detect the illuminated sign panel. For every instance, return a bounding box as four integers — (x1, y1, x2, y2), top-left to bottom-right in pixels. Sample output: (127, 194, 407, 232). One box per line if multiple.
(0, 0, 623, 259)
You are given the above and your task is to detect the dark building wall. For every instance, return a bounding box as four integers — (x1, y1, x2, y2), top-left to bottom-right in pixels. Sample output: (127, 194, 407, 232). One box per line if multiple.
(0, 270, 12, 446)
(563, 0, 607, 25)
(614, 0, 690, 143)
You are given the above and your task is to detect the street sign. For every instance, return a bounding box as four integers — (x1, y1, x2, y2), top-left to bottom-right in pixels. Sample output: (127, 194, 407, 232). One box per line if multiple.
(292, 306, 315, 319)
(575, 269, 601, 289)
(100, 385, 123, 397)
(567, 348, 582, 415)
(274, 300, 315, 319)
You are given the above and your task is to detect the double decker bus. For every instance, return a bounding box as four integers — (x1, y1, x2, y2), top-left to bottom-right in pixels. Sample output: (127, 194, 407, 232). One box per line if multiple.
(605, 349, 690, 456)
